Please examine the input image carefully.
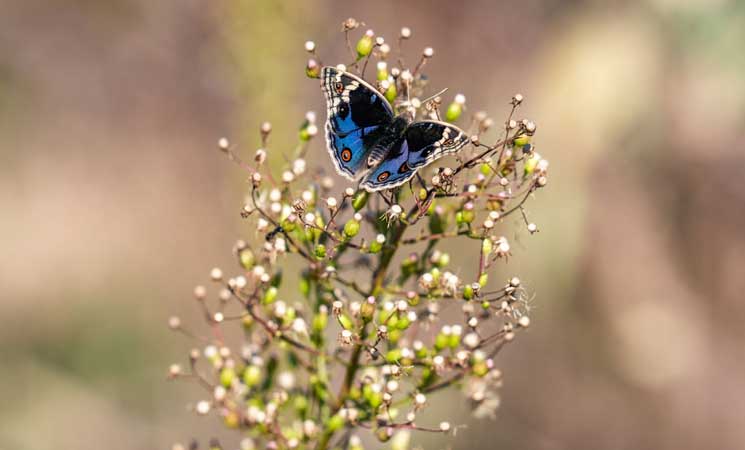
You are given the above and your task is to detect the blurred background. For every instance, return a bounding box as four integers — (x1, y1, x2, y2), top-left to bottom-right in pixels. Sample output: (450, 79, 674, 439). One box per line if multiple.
(2, 0, 744, 449)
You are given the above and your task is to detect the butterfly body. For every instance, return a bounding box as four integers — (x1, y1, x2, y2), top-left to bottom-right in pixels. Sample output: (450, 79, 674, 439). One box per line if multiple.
(321, 67, 469, 191)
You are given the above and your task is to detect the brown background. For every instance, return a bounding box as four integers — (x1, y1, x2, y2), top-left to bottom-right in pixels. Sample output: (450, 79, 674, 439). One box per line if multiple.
(2, 0, 744, 449)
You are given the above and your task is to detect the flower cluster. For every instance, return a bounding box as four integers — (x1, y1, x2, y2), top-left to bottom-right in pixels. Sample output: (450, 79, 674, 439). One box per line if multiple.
(169, 18, 548, 450)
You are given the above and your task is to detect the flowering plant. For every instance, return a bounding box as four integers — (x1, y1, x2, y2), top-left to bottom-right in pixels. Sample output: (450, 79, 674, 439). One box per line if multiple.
(168, 18, 548, 450)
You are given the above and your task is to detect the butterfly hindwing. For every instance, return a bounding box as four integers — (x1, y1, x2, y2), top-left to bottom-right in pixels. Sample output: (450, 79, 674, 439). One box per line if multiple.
(404, 121, 470, 168)
(359, 121, 469, 191)
(321, 66, 394, 180)
(360, 139, 415, 191)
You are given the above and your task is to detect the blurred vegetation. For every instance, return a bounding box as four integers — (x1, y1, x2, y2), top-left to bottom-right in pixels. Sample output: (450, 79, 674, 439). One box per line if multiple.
(1, 0, 744, 449)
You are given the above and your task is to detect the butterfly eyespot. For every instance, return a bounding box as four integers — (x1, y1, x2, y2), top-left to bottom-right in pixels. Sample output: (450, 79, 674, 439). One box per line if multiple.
(443, 138, 455, 146)
(335, 82, 344, 94)
(377, 171, 390, 182)
(340, 148, 353, 162)
(398, 162, 410, 174)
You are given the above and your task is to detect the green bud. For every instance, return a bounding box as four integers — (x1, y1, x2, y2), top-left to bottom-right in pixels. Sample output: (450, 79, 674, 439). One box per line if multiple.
(280, 218, 296, 232)
(356, 33, 374, 58)
(220, 367, 236, 387)
(524, 152, 541, 176)
(377, 66, 388, 81)
(242, 365, 261, 387)
(338, 314, 353, 330)
(480, 163, 493, 176)
(385, 83, 397, 104)
(429, 211, 445, 234)
(299, 126, 311, 141)
(349, 385, 362, 400)
(434, 333, 448, 351)
(395, 315, 410, 330)
(293, 395, 308, 413)
(513, 133, 530, 148)
(368, 390, 383, 409)
(415, 345, 428, 359)
(361, 300, 375, 321)
(312, 311, 328, 332)
(386, 348, 402, 363)
(299, 275, 311, 297)
(352, 190, 369, 211)
(369, 240, 382, 253)
(479, 273, 489, 287)
(448, 333, 460, 349)
(407, 293, 420, 306)
(343, 219, 360, 238)
(305, 58, 320, 78)
(223, 410, 240, 429)
(445, 102, 462, 122)
(435, 252, 450, 268)
(376, 427, 393, 442)
(388, 328, 402, 343)
(239, 248, 255, 269)
(456, 209, 475, 225)
(327, 413, 345, 432)
(283, 307, 296, 325)
(472, 361, 489, 377)
(315, 244, 327, 259)
(482, 238, 493, 255)
(262, 286, 278, 304)
(463, 284, 474, 300)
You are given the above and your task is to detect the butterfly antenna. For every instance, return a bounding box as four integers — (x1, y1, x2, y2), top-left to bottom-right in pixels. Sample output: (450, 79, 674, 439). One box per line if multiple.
(421, 88, 448, 105)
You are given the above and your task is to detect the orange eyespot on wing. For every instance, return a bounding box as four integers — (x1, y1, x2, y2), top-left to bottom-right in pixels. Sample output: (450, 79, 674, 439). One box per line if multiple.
(377, 171, 390, 182)
(398, 162, 410, 174)
(340, 148, 352, 162)
(335, 82, 344, 94)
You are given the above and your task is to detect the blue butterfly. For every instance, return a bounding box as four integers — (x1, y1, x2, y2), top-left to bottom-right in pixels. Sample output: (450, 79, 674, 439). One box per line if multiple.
(321, 66, 470, 191)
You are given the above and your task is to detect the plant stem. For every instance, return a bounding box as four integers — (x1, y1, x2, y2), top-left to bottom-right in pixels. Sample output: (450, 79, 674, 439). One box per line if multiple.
(316, 221, 408, 450)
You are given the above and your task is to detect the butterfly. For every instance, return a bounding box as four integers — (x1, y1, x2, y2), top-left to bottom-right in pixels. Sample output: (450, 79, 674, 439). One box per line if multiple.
(321, 66, 470, 192)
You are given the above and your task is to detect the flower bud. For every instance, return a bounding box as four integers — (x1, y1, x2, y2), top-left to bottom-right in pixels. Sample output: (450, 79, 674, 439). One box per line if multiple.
(314, 244, 326, 259)
(352, 190, 368, 211)
(384, 81, 397, 104)
(239, 248, 255, 269)
(262, 286, 278, 304)
(220, 366, 236, 387)
(305, 58, 320, 78)
(524, 152, 541, 176)
(343, 218, 360, 238)
(356, 30, 375, 58)
(445, 94, 465, 122)
(376, 61, 388, 81)
(312, 309, 328, 332)
(513, 134, 530, 148)
(242, 365, 261, 387)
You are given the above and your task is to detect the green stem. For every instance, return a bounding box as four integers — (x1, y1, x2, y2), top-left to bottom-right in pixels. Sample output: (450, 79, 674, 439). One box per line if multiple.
(316, 221, 408, 450)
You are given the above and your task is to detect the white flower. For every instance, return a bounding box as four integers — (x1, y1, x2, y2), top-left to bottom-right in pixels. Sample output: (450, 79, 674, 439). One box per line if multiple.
(442, 271, 460, 294)
(195, 400, 211, 415)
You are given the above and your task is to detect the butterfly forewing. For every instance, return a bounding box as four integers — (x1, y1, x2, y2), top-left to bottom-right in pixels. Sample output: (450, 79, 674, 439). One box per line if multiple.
(321, 67, 394, 180)
(404, 121, 470, 168)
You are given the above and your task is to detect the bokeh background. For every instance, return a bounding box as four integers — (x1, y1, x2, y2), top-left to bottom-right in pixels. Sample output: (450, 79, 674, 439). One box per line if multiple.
(2, 0, 744, 449)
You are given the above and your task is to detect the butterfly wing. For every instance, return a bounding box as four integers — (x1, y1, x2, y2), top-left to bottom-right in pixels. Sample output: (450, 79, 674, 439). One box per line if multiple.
(404, 121, 470, 168)
(359, 139, 413, 191)
(321, 66, 394, 180)
(359, 120, 470, 191)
